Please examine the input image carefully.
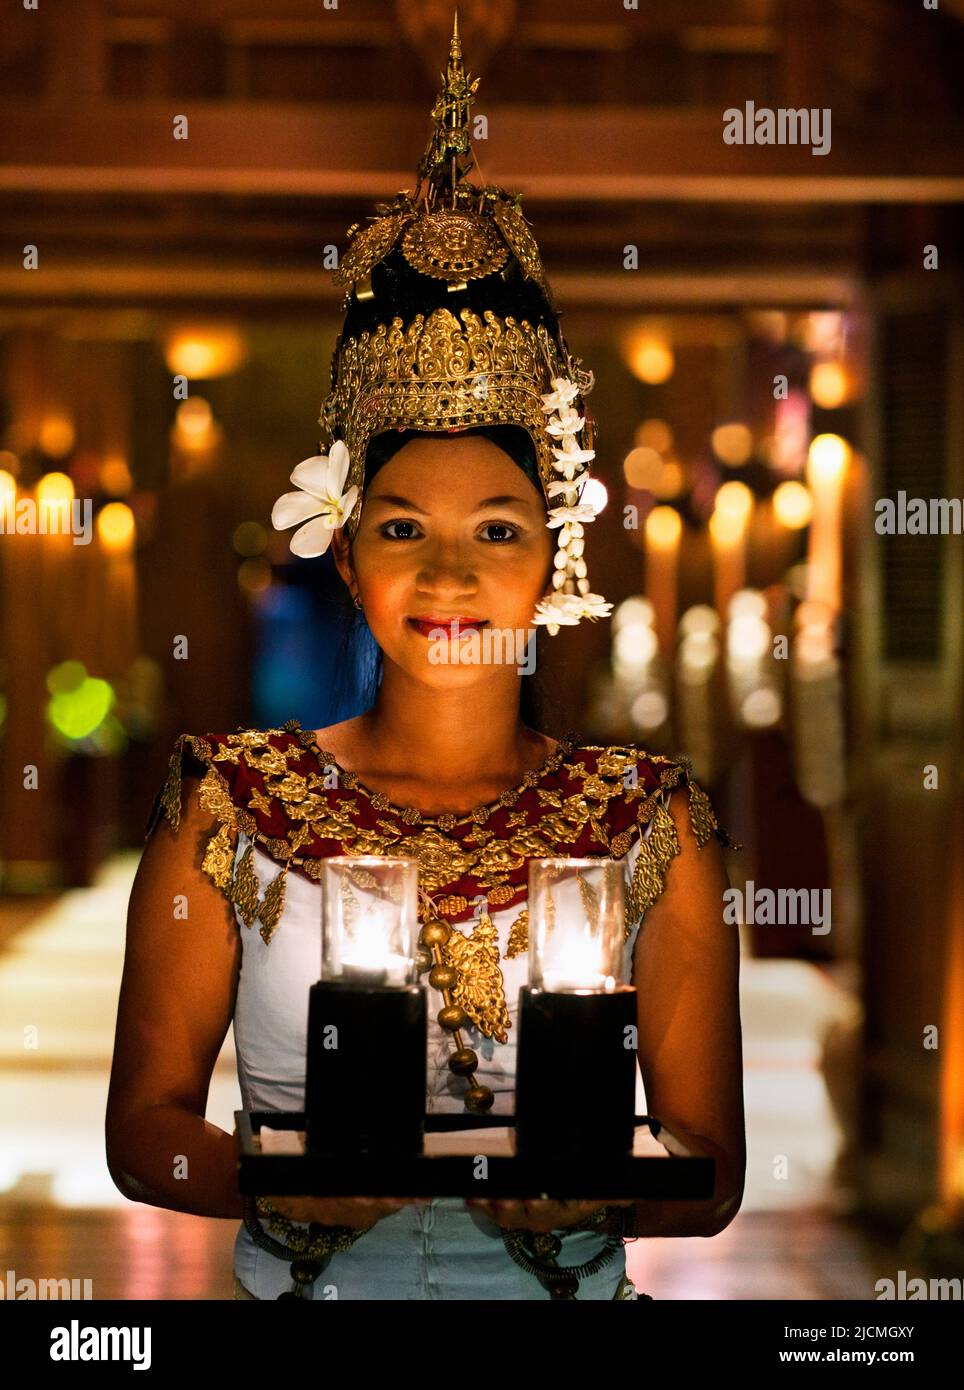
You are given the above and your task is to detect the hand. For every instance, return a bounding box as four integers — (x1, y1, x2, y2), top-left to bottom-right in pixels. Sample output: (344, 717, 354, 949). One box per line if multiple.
(261, 1195, 429, 1231)
(465, 1197, 633, 1233)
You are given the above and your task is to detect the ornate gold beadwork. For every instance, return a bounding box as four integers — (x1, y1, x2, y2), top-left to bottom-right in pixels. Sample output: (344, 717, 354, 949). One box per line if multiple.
(627, 799, 681, 925)
(232, 842, 261, 930)
(506, 908, 528, 959)
(200, 821, 237, 892)
(442, 910, 511, 1044)
(687, 779, 719, 849)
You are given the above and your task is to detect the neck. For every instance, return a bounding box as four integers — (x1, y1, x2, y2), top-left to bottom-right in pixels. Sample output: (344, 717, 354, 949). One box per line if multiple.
(359, 659, 543, 784)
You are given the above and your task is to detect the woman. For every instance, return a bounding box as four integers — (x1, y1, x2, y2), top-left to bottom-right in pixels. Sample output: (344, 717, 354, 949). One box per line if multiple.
(105, 20, 745, 1300)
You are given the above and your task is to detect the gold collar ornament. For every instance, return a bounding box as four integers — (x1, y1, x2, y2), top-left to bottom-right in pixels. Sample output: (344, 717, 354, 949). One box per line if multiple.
(270, 14, 612, 631)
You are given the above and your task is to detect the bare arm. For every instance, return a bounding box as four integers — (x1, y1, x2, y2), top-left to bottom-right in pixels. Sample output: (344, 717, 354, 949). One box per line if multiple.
(105, 770, 245, 1219)
(623, 785, 746, 1238)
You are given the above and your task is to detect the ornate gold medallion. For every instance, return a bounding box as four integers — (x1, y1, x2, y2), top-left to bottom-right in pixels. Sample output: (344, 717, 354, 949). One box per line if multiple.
(401, 209, 509, 281)
(332, 212, 410, 288)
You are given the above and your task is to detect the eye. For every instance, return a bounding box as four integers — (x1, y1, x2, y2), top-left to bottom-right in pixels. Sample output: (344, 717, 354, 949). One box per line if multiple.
(478, 521, 519, 543)
(380, 520, 422, 540)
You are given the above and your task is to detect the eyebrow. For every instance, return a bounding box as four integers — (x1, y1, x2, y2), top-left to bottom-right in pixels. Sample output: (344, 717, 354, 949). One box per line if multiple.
(366, 494, 429, 514)
(365, 494, 532, 513)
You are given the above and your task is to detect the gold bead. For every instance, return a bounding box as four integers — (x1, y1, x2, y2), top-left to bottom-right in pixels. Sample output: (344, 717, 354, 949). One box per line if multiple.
(448, 1046, 478, 1075)
(420, 920, 451, 947)
(464, 1084, 495, 1114)
(429, 963, 458, 990)
(437, 1003, 468, 1030)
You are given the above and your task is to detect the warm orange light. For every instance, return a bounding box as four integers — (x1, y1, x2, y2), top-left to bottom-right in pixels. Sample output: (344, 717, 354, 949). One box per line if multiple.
(623, 446, 663, 490)
(711, 423, 753, 467)
(164, 325, 248, 379)
(807, 433, 851, 485)
(36, 471, 74, 504)
(635, 343, 674, 384)
(653, 460, 684, 499)
(97, 501, 136, 551)
(100, 456, 134, 496)
(625, 328, 675, 385)
(708, 509, 746, 545)
(36, 472, 74, 530)
(174, 396, 215, 447)
(0, 469, 17, 507)
(714, 480, 754, 522)
(39, 415, 75, 457)
(635, 418, 674, 453)
(809, 361, 849, 409)
(645, 505, 682, 550)
(773, 480, 813, 530)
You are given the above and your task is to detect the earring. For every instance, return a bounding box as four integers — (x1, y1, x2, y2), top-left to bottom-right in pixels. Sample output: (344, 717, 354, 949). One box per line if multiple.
(352, 593, 363, 611)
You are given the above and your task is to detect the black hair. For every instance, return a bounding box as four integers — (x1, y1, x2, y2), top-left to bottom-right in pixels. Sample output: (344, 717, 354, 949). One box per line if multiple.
(340, 244, 563, 347)
(329, 423, 555, 732)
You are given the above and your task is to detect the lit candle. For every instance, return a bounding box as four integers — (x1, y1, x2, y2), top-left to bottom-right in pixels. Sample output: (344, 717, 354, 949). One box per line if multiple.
(306, 857, 425, 1158)
(709, 482, 753, 619)
(517, 859, 637, 1158)
(96, 502, 138, 679)
(644, 505, 682, 659)
(338, 904, 411, 987)
(805, 433, 849, 612)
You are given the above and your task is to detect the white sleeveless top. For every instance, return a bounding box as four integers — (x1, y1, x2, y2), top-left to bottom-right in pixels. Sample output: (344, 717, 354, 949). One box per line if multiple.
(230, 830, 650, 1300)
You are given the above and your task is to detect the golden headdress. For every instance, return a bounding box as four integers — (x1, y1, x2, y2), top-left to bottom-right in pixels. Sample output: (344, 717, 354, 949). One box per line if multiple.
(272, 13, 611, 632)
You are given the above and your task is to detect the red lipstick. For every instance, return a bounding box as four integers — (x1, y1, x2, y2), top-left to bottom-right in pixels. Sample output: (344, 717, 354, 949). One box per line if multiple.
(408, 617, 488, 638)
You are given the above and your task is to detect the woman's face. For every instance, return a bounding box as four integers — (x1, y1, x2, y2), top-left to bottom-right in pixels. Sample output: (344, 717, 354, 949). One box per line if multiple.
(333, 434, 553, 687)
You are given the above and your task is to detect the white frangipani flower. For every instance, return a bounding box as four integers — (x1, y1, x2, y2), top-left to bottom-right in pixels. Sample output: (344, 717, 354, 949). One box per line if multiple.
(271, 440, 359, 557)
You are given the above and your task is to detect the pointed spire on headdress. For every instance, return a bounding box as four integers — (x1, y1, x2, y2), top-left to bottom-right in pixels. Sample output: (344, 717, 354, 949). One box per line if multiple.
(414, 10, 481, 210)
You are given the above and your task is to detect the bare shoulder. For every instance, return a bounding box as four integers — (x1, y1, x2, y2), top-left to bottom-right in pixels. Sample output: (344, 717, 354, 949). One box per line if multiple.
(309, 716, 367, 763)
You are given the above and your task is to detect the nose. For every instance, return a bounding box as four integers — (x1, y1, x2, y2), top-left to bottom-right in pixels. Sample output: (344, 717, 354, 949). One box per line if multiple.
(415, 538, 478, 603)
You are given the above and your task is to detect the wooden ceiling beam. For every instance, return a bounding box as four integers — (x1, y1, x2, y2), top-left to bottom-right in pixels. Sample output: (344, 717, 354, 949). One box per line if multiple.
(0, 263, 860, 309)
(1, 104, 962, 202)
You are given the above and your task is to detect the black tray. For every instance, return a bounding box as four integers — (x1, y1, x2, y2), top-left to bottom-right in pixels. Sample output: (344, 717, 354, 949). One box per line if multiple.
(235, 1110, 714, 1200)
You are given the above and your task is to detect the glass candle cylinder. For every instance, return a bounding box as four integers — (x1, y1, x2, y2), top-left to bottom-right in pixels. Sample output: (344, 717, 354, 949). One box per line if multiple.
(305, 856, 425, 1157)
(516, 858, 637, 1159)
(321, 855, 419, 986)
(527, 857, 626, 992)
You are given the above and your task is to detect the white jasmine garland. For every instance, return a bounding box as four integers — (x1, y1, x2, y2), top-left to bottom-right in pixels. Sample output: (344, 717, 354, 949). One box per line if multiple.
(532, 590, 614, 636)
(547, 503, 596, 528)
(541, 377, 582, 412)
(551, 435, 596, 479)
(271, 440, 359, 557)
(532, 373, 611, 633)
(545, 405, 586, 438)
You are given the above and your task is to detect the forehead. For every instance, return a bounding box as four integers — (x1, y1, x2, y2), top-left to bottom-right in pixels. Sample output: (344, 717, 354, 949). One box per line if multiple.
(364, 435, 543, 506)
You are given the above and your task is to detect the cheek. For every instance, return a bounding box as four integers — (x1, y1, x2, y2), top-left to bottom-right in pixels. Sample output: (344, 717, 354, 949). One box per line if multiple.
(350, 538, 415, 623)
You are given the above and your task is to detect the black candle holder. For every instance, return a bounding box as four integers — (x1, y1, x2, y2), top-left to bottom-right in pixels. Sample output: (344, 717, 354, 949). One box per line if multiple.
(514, 985, 638, 1160)
(304, 980, 426, 1158)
